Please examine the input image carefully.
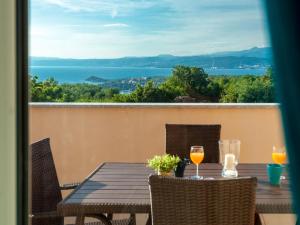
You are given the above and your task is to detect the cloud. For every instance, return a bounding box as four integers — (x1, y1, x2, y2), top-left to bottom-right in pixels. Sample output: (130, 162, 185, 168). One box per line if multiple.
(30, 19, 267, 59)
(31, 0, 269, 58)
(111, 8, 118, 18)
(103, 23, 129, 28)
(38, 0, 159, 14)
(43, 0, 92, 12)
(36, 0, 261, 17)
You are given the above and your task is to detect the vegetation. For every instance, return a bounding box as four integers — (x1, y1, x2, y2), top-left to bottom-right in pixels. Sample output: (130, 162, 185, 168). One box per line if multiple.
(147, 154, 181, 174)
(215, 67, 275, 103)
(30, 76, 119, 102)
(29, 66, 275, 103)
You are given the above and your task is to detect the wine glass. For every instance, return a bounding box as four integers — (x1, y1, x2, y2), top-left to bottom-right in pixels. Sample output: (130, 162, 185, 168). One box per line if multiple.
(272, 146, 286, 180)
(190, 146, 204, 179)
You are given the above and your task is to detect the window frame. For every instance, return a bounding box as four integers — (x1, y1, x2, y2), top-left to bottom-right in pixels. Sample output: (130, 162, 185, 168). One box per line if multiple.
(16, 0, 29, 224)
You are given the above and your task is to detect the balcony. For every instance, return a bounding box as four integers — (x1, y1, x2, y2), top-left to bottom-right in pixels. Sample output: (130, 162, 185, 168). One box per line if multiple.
(29, 103, 295, 225)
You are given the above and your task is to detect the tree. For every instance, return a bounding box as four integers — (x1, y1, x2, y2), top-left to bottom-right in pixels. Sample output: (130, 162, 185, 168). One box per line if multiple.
(29, 67, 276, 103)
(29, 75, 120, 102)
(162, 65, 221, 101)
(218, 69, 275, 103)
(30, 76, 62, 102)
(113, 81, 172, 102)
(103, 88, 119, 99)
(238, 70, 275, 103)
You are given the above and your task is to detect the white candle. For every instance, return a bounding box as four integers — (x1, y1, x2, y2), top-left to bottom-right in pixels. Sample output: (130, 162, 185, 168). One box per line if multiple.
(224, 153, 235, 170)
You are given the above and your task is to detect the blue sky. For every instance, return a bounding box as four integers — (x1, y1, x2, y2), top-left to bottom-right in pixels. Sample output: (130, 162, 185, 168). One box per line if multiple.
(30, 0, 270, 59)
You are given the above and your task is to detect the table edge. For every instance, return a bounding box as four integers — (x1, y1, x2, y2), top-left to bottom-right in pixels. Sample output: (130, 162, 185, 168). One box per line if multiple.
(57, 162, 293, 215)
(57, 162, 106, 213)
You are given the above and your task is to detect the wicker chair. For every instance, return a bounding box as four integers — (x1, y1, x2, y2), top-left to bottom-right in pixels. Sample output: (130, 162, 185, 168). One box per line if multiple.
(30, 138, 134, 225)
(149, 175, 257, 225)
(165, 124, 221, 162)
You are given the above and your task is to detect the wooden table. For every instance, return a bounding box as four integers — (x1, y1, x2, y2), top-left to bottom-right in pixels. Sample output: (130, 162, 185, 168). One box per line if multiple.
(58, 163, 292, 224)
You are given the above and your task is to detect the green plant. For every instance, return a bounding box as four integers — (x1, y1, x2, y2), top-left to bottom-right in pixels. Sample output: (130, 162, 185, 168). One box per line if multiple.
(147, 154, 180, 174)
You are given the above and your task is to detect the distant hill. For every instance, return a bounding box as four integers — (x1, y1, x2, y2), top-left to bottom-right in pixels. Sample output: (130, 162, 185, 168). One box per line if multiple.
(30, 47, 272, 69)
(209, 47, 272, 58)
(85, 76, 107, 83)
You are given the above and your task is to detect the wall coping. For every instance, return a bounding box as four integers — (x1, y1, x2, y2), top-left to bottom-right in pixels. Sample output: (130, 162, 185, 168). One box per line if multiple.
(29, 102, 280, 109)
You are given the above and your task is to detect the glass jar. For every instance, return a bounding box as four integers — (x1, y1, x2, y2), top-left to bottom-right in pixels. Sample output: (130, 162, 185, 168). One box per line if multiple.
(219, 140, 241, 178)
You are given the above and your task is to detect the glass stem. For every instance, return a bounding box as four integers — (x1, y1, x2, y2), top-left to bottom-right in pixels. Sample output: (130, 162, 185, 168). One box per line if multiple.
(196, 164, 199, 177)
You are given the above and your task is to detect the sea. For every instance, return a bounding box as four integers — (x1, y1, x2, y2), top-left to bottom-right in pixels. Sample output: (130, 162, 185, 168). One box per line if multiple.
(29, 66, 267, 84)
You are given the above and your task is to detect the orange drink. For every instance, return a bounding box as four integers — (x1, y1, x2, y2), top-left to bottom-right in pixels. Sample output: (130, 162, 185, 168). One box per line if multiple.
(190, 152, 204, 164)
(272, 152, 286, 164)
(190, 146, 204, 179)
(272, 146, 286, 180)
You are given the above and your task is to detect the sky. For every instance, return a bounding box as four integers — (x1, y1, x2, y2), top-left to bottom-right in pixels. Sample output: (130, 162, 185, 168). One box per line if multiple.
(30, 0, 270, 59)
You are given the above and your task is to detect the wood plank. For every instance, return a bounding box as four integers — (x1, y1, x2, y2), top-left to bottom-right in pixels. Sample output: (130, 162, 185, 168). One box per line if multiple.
(84, 181, 148, 186)
(76, 189, 149, 194)
(65, 198, 150, 204)
(71, 192, 290, 200)
(72, 193, 150, 199)
(78, 185, 149, 190)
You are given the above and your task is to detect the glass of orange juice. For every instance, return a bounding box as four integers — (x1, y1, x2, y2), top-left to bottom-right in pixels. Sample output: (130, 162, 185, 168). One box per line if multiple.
(272, 146, 286, 179)
(190, 146, 204, 179)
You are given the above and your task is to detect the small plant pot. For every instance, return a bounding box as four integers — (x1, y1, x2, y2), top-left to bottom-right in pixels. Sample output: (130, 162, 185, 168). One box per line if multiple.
(174, 158, 190, 177)
(157, 170, 172, 176)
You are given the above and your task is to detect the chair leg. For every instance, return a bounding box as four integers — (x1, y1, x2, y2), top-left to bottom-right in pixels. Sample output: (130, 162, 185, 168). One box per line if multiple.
(129, 214, 136, 225)
(146, 214, 152, 225)
(107, 213, 113, 221)
(75, 216, 85, 225)
(87, 214, 112, 225)
(255, 213, 263, 225)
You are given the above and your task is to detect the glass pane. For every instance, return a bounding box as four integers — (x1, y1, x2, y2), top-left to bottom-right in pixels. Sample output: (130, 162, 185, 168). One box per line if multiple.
(29, 0, 275, 104)
(28, 1, 295, 225)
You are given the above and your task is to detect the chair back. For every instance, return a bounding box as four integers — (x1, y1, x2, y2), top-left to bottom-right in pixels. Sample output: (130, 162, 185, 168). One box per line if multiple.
(31, 138, 63, 225)
(149, 175, 257, 225)
(165, 124, 221, 162)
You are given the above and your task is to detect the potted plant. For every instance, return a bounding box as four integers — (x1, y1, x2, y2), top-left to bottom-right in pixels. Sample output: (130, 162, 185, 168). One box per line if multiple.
(147, 154, 180, 176)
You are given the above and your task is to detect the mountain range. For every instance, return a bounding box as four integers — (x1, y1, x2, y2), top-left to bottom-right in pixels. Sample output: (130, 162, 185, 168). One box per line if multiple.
(30, 47, 272, 69)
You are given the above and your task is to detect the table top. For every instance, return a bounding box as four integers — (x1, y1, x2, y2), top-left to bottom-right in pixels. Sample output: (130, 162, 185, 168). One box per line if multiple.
(58, 163, 292, 216)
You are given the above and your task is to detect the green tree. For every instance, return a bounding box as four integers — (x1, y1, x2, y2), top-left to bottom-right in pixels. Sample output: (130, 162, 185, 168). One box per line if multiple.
(103, 88, 119, 99)
(161, 65, 221, 101)
(29, 67, 276, 103)
(113, 81, 172, 102)
(218, 68, 275, 103)
(237, 70, 275, 103)
(29, 75, 120, 102)
(30, 76, 62, 102)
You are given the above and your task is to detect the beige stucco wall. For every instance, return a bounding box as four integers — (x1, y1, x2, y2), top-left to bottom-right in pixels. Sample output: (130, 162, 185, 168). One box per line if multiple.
(29, 103, 285, 184)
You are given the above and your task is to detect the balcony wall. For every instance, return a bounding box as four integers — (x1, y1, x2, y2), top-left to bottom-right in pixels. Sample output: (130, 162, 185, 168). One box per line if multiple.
(30, 102, 297, 225)
(29, 103, 284, 183)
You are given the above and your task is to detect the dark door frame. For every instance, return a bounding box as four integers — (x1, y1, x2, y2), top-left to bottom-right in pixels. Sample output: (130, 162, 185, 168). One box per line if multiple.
(16, 0, 28, 224)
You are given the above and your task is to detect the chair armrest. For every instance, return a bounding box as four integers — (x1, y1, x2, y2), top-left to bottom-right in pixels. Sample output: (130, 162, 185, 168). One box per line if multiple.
(60, 182, 81, 190)
(29, 211, 60, 219)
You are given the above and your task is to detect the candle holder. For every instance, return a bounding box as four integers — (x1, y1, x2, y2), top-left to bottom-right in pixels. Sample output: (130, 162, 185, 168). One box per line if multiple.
(219, 140, 240, 178)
